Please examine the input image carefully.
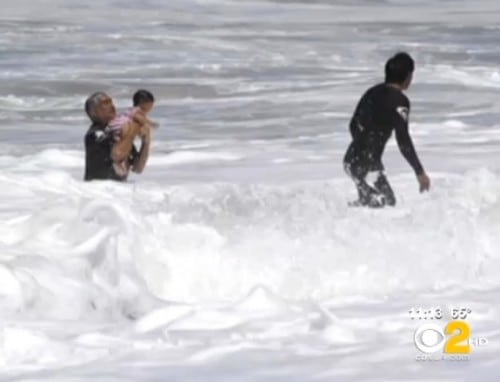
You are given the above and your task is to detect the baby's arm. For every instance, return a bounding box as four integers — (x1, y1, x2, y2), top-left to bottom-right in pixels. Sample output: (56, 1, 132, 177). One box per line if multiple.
(129, 109, 159, 129)
(145, 116, 159, 129)
(131, 110, 147, 126)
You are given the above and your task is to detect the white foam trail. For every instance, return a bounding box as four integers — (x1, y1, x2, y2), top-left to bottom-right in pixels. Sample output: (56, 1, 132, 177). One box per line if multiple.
(148, 151, 243, 166)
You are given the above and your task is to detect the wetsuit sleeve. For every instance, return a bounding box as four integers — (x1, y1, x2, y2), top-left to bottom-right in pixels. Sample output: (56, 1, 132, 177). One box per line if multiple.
(393, 98, 424, 175)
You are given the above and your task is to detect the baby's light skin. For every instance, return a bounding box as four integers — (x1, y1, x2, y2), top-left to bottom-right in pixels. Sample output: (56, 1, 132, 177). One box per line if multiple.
(136, 102, 159, 129)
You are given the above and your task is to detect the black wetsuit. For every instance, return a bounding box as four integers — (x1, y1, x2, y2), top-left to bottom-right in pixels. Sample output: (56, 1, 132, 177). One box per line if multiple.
(343, 83, 424, 207)
(84, 123, 139, 181)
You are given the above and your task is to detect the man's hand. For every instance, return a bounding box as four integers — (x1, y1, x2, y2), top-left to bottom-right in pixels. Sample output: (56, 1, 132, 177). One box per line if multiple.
(417, 173, 430, 193)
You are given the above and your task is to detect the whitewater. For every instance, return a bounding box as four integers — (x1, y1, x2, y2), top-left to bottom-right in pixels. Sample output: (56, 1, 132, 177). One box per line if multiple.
(1, 0, 500, 380)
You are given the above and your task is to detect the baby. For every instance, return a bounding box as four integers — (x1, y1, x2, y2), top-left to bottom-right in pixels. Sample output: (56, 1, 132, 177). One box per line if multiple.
(107, 89, 158, 176)
(108, 89, 158, 139)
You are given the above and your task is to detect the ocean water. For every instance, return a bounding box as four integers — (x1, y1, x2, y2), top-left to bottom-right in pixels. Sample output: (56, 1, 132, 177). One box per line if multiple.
(1, 0, 500, 380)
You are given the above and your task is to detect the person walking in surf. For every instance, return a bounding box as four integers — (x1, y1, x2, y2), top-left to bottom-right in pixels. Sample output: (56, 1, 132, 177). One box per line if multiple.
(343, 52, 430, 207)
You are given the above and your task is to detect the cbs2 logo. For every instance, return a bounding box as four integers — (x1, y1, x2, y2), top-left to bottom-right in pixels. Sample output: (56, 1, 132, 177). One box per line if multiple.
(414, 321, 471, 354)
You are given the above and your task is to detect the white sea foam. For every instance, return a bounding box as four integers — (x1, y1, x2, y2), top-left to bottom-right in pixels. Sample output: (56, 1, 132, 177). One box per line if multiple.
(0, 167, 499, 379)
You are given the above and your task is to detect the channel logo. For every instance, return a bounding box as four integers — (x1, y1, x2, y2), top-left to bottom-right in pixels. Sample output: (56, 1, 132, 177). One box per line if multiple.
(413, 320, 488, 361)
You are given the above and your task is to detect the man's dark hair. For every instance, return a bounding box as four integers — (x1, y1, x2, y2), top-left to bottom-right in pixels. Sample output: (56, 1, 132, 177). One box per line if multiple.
(85, 91, 107, 122)
(385, 52, 414, 84)
(133, 89, 155, 107)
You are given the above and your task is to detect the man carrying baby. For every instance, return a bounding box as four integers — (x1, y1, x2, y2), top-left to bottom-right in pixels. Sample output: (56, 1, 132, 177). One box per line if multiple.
(83, 91, 151, 182)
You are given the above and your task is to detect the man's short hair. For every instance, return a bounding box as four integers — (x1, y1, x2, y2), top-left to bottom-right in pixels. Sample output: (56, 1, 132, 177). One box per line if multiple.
(385, 52, 414, 84)
(133, 89, 155, 107)
(85, 92, 107, 122)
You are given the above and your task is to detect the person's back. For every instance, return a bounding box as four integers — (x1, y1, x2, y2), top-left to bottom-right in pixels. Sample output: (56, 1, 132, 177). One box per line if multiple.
(348, 83, 411, 172)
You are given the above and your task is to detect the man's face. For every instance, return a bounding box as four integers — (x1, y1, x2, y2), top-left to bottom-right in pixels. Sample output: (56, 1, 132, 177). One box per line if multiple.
(94, 95, 116, 124)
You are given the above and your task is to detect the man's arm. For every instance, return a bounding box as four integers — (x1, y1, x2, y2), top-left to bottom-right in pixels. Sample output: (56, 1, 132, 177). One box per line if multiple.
(130, 126, 151, 174)
(393, 100, 430, 192)
(111, 121, 141, 163)
(393, 101, 423, 175)
(113, 110, 149, 169)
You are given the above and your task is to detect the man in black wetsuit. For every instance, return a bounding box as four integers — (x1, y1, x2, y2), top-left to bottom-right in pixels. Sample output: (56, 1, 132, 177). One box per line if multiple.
(343, 52, 430, 207)
(83, 92, 151, 181)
